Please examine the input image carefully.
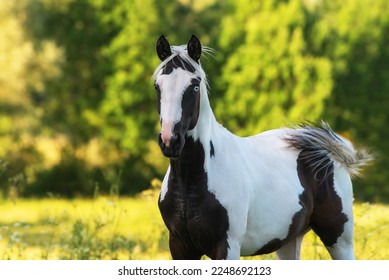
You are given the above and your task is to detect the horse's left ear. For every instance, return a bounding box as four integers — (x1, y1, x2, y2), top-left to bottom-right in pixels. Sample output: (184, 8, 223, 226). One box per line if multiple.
(187, 34, 202, 63)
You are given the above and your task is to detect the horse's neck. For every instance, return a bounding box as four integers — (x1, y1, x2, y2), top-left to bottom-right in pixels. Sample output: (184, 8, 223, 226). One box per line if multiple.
(170, 136, 206, 176)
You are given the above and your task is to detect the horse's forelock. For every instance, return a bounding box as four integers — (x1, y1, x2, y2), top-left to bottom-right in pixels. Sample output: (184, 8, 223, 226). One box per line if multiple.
(152, 45, 208, 84)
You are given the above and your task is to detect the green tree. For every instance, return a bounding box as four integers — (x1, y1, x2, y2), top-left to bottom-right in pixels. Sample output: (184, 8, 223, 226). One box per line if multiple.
(95, 0, 229, 192)
(18, 0, 118, 196)
(216, 0, 389, 202)
(0, 0, 63, 196)
(216, 0, 332, 135)
(25, 0, 113, 144)
(2, 0, 389, 201)
(314, 0, 389, 201)
(14, 0, 228, 196)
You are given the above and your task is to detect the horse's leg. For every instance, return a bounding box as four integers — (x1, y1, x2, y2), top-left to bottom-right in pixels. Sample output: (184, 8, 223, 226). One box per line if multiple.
(276, 234, 305, 260)
(224, 239, 240, 260)
(311, 209, 355, 259)
(310, 173, 355, 260)
(168, 232, 202, 260)
(324, 218, 355, 260)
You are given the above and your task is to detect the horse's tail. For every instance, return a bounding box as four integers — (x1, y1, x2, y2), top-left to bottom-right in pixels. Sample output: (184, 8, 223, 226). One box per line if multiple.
(285, 121, 373, 178)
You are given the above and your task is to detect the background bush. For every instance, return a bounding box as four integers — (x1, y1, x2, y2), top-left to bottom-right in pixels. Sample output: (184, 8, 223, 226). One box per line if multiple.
(0, 0, 388, 201)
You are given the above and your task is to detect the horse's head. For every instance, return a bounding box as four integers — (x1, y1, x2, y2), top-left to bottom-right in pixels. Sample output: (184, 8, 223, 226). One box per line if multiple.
(154, 35, 203, 158)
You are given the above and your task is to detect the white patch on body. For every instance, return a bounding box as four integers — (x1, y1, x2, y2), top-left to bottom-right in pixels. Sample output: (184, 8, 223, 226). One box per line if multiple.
(203, 128, 305, 256)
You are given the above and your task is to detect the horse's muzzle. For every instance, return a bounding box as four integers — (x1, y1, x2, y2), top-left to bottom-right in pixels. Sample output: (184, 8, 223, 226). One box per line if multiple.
(158, 133, 184, 158)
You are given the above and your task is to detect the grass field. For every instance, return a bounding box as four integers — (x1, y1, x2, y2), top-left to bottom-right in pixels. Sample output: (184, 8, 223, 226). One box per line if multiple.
(0, 190, 388, 260)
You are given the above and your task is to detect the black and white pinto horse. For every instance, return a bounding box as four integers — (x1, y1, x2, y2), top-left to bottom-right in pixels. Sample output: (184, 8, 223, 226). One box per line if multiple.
(153, 35, 370, 260)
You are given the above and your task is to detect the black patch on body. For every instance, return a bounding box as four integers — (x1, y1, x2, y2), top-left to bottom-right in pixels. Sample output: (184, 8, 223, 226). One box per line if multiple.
(210, 141, 215, 158)
(159, 137, 229, 259)
(162, 56, 196, 75)
(253, 148, 348, 256)
(296, 149, 348, 247)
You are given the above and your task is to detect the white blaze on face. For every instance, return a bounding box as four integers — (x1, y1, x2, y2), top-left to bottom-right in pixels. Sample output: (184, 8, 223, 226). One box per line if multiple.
(156, 68, 198, 147)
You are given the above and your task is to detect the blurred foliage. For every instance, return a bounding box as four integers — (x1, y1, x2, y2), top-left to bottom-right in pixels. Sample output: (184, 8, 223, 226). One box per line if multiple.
(216, 0, 333, 134)
(0, 0, 388, 201)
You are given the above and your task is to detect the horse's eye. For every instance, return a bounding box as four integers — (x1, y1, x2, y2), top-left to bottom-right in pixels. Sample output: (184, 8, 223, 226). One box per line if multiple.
(193, 86, 200, 92)
(154, 84, 160, 92)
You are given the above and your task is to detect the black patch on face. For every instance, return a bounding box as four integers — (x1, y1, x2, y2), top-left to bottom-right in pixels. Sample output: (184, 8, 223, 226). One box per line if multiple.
(210, 140, 215, 158)
(162, 56, 196, 75)
(183, 78, 201, 130)
(158, 137, 230, 259)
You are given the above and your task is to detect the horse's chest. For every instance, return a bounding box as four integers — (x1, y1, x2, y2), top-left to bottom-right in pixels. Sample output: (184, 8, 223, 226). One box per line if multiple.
(159, 180, 229, 253)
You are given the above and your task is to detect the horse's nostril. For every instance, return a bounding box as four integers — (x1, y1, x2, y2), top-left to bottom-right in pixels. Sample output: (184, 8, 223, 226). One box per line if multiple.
(159, 132, 181, 150)
(170, 134, 179, 146)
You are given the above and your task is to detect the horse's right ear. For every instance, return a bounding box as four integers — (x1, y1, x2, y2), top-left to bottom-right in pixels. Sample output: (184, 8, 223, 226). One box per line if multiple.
(156, 35, 172, 61)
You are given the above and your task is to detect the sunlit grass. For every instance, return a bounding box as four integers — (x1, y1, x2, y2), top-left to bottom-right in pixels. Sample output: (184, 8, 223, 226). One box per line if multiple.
(0, 192, 388, 260)
(0, 192, 169, 260)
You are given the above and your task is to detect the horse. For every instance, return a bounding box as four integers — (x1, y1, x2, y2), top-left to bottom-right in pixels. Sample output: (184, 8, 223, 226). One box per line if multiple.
(152, 34, 371, 260)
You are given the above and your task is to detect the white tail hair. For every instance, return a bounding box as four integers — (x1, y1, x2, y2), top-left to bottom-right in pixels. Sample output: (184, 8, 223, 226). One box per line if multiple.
(285, 121, 373, 178)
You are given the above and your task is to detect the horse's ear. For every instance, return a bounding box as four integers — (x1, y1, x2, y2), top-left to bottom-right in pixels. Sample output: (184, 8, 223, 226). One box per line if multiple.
(156, 35, 172, 61)
(187, 34, 202, 63)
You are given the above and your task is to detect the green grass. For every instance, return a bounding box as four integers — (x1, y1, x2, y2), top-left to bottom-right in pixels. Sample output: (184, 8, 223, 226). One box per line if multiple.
(0, 191, 388, 260)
